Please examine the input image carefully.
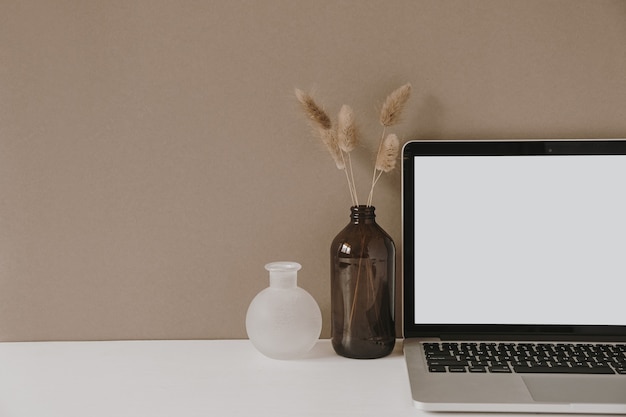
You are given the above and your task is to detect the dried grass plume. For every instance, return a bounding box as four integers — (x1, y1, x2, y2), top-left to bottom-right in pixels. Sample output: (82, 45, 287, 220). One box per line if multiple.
(375, 134, 400, 173)
(337, 105, 358, 153)
(295, 88, 332, 130)
(295, 83, 411, 207)
(379, 83, 412, 127)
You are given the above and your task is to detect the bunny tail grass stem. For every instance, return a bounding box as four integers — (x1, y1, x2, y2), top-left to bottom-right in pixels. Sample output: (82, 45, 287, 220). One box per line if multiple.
(338, 104, 359, 205)
(368, 169, 387, 204)
(343, 169, 356, 207)
(366, 128, 387, 206)
(347, 153, 359, 206)
(340, 151, 357, 207)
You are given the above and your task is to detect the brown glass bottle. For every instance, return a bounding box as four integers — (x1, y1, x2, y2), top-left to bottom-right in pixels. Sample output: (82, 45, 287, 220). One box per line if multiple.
(330, 205, 395, 359)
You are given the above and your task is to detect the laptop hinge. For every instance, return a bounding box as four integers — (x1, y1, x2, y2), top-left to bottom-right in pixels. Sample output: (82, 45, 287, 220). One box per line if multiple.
(439, 333, 626, 342)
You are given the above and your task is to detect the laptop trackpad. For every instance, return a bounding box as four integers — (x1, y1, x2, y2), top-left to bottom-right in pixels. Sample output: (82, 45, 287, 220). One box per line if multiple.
(523, 375, 626, 404)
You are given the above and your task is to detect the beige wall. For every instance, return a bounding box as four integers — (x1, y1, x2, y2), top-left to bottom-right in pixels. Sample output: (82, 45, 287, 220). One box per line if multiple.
(1, 0, 625, 341)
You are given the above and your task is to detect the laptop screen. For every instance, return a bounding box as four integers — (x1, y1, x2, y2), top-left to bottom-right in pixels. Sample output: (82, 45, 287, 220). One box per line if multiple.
(402, 140, 626, 339)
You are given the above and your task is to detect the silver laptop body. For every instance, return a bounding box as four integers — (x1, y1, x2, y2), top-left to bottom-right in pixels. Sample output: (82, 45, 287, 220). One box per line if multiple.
(402, 139, 626, 414)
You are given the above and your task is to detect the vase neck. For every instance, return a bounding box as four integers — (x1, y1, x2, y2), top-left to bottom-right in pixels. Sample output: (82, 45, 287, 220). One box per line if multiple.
(266, 261, 300, 289)
(350, 205, 376, 224)
(270, 273, 297, 289)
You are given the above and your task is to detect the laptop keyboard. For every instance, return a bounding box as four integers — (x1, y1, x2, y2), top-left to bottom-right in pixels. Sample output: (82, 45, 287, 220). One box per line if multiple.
(424, 342, 626, 374)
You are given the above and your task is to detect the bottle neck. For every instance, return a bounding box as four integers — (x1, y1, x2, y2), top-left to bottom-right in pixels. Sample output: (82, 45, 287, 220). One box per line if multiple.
(350, 205, 376, 224)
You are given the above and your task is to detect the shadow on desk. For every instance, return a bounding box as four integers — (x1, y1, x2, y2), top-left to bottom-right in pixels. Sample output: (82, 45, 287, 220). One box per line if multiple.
(298, 338, 404, 360)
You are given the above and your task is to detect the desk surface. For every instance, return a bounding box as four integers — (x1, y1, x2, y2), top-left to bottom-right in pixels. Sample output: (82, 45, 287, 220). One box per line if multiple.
(0, 339, 584, 417)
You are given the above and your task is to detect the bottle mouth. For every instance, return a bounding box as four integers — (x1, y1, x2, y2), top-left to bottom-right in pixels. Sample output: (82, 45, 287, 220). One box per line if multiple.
(350, 205, 376, 220)
(265, 261, 302, 273)
(351, 205, 375, 211)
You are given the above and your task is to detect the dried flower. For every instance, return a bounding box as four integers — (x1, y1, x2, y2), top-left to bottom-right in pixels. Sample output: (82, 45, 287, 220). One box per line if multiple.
(294, 88, 332, 130)
(295, 83, 411, 207)
(375, 134, 400, 173)
(319, 128, 344, 170)
(337, 105, 358, 153)
(379, 83, 412, 127)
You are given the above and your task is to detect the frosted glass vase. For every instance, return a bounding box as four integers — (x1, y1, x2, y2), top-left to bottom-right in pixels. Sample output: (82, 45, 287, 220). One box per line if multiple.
(245, 262, 322, 359)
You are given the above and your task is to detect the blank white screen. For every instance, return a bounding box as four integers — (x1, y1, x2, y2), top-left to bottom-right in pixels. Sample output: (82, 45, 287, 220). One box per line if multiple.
(413, 155, 626, 325)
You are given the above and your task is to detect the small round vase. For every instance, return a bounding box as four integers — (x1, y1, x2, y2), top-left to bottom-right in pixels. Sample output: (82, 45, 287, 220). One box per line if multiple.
(245, 262, 322, 359)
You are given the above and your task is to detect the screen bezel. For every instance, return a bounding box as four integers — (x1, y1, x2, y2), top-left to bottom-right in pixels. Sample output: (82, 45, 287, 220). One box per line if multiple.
(402, 139, 626, 340)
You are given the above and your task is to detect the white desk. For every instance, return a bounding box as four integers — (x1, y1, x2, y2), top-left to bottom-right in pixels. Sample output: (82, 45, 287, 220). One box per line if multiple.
(0, 339, 414, 417)
(0, 339, 584, 417)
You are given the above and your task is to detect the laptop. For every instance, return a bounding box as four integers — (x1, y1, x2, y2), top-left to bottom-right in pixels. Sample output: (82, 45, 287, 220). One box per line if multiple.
(402, 139, 626, 414)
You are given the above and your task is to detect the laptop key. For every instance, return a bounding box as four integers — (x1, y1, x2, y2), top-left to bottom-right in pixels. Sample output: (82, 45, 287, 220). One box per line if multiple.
(513, 365, 615, 374)
(488, 365, 512, 373)
(448, 366, 467, 373)
(426, 354, 454, 360)
(427, 359, 469, 366)
(468, 366, 487, 373)
(428, 365, 447, 373)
